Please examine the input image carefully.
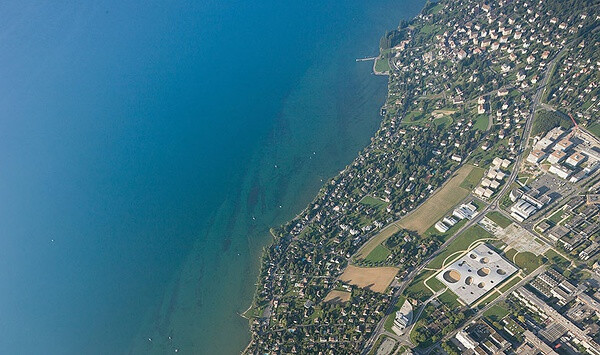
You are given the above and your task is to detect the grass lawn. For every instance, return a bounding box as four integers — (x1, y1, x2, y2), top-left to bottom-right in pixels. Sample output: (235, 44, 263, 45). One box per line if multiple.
(478, 291, 500, 307)
(420, 24, 439, 34)
(547, 208, 566, 225)
(484, 304, 509, 322)
(587, 121, 600, 139)
(514, 252, 544, 274)
(404, 110, 424, 122)
(499, 275, 522, 293)
(360, 195, 389, 211)
(364, 244, 392, 263)
(384, 296, 407, 332)
(405, 270, 435, 302)
(474, 114, 489, 131)
(427, 225, 494, 269)
(504, 248, 517, 262)
(470, 198, 485, 210)
(298, 225, 314, 239)
(544, 249, 571, 271)
(355, 222, 402, 259)
(433, 115, 452, 128)
(459, 166, 485, 190)
(499, 184, 519, 209)
(486, 211, 512, 228)
(438, 289, 460, 308)
(430, 2, 444, 13)
(425, 275, 446, 292)
(374, 57, 390, 73)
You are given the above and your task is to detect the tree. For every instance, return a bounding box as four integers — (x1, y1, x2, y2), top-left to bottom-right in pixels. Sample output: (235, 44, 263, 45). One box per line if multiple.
(531, 110, 572, 136)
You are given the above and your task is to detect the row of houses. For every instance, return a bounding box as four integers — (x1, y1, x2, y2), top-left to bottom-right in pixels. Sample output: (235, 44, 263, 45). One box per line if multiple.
(474, 157, 511, 199)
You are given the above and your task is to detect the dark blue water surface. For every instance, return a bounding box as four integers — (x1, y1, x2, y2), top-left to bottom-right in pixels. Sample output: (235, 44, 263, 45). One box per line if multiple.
(0, 1, 424, 353)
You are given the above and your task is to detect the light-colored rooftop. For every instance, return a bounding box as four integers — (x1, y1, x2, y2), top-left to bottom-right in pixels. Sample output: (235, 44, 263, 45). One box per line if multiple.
(436, 244, 518, 305)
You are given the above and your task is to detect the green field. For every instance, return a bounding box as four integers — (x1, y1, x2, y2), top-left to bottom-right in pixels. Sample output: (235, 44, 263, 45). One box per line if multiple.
(420, 24, 439, 34)
(374, 57, 390, 73)
(384, 296, 407, 332)
(405, 270, 435, 301)
(364, 244, 392, 263)
(427, 225, 494, 269)
(504, 248, 517, 262)
(544, 249, 571, 271)
(459, 166, 485, 190)
(514, 252, 543, 274)
(587, 121, 600, 139)
(499, 275, 522, 293)
(486, 211, 512, 228)
(474, 114, 489, 131)
(433, 115, 452, 128)
(404, 110, 424, 122)
(425, 275, 446, 292)
(438, 289, 460, 308)
(484, 304, 510, 322)
(478, 291, 500, 307)
(360, 195, 389, 211)
(547, 208, 566, 225)
(430, 2, 444, 14)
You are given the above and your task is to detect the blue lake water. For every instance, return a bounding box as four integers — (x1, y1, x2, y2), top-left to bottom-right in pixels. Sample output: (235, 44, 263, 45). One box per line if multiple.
(0, 1, 424, 353)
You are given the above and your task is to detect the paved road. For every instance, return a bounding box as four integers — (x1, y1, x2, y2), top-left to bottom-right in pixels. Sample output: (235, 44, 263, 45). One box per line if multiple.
(440, 265, 547, 343)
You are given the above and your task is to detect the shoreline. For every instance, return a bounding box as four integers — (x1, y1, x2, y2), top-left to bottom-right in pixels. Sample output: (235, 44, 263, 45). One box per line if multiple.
(241, 3, 428, 352)
(373, 56, 391, 76)
(241, 50, 393, 355)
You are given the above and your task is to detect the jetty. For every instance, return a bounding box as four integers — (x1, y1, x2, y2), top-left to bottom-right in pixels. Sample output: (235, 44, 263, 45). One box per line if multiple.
(356, 56, 378, 62)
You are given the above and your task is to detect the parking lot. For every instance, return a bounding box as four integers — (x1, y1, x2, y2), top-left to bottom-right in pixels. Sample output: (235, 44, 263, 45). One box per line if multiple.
(529, 173, 572, 201)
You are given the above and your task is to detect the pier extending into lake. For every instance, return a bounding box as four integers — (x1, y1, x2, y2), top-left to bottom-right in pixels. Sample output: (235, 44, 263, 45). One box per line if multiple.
(356, 56, 378, 62)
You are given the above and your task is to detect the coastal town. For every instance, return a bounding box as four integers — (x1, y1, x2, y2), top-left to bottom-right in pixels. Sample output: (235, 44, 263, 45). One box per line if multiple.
(244, 0, 600, 354)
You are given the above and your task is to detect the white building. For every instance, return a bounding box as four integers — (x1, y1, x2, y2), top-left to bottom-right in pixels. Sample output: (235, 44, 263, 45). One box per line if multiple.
(443, 216, 458, 226)
(527, 149, 546, 164)
(435, 221, 449, 233)
(547, 150, 567, 164)
(549, 164, 572, 179)
(456, 331, 478, 350)
(555, 137, 574, 151)
(511, 199, 537, 221)
(566, 152, 586, 167)
(535, 137, 554, 151)
(483, 188, 494, 198)
(474, 186, 486, 197)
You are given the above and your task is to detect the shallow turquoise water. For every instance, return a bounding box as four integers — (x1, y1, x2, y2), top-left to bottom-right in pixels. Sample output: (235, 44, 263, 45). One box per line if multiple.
(0, 1, 424, 353)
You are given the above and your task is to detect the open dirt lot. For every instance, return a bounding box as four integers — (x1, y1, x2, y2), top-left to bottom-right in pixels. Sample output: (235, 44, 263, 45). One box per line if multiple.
(323, 290, 352, 304)
(339, 265, 399, 293)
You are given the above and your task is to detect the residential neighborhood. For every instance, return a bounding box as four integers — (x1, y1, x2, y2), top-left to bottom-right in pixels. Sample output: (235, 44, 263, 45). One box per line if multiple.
(245, 0, 600, 353)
